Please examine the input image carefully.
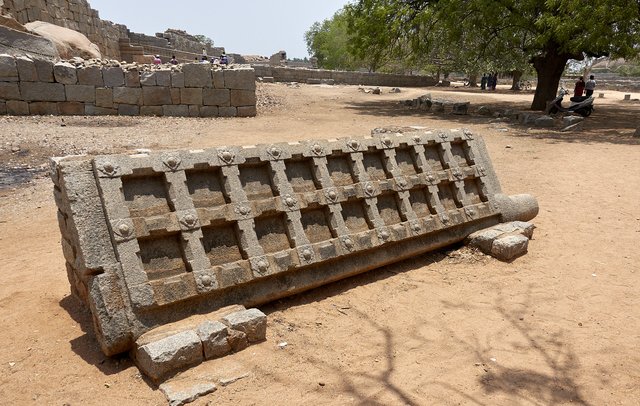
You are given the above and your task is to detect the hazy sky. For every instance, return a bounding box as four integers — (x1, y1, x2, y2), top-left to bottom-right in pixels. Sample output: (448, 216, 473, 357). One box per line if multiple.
(87, 0, 351, 58)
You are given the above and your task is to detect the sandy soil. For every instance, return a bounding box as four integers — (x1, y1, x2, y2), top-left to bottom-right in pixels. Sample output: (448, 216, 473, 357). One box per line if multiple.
(1, 83, 639, 405)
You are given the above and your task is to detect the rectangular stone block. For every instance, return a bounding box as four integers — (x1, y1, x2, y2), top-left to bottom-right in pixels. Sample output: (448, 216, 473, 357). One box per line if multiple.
(58, 102, 85, 115)
(16, 56, 37, 81)
(171, 71, 184, 88)
(140, 106, 163, 116)
(0, 82, 20, 100)
(162, 104, 189, 116)
(133, 330, 203, 383)
(203, 88, 229, 106)
(125, 69, 140, 87)
(140, 71, 156, 86)
(95, 88, 113, 108)
(212, 70, 224, 88)
(224, 69, 256, 90)
(170, 88, 181, 104)
(199, 106, 218, 117)
(155, 70, 171, 86)
(0, 101, 6, 115)
(34, 59, 54, 82)
(29, 101, 58, 115)
(180, 88, 202, 105)
(20, 82, 65, 101)
(196, 321, 231, 359)
(118, 104, 140, 116)
(113, 87, 142, 105)
(77, 66, 103, 86)
(85, 104, 116, 115)
(189, 105, 199, 117)
(237, 106, 257, 117)
(66, 84, 96, 102)
(103, 66, 125, 87)
(230, 89, 256, 106)
(183, 63, 212, 88)
(143, 86, 172, 106)
(53, 62, 77, 84)
(221, 309, 267, 343)
(218, 106, 237, 117)
(6, 100, 29, 115)
(0, 54, 18, 80)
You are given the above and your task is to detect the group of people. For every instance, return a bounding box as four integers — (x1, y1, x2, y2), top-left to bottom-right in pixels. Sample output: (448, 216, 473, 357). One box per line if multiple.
(574, 75, 597, 97)
(481, 73, 499, 90)
(152, 53, 229, 65)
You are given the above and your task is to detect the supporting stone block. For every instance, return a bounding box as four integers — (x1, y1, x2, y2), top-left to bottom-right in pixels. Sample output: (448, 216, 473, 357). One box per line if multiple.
(66, 84, 96, 103)
(0, 53, 18, 80)
(196, 321, 231, 359)
(20, 82, 65, 101)
(6, 100, 29, 115)
(491, 234, 529, 261)
(222, 309, 267, 343)
(0, 82, 20, 100)
(466, 221, 535, 261)
(183, 63, 212, 88)
(143, 86, 172, 105)
(53, 62, 77, 85)
(34, 59, 54, 82)
(16, 56, 37, 81)
(77, 66, 103, 86)
(133, 330, 204, 383)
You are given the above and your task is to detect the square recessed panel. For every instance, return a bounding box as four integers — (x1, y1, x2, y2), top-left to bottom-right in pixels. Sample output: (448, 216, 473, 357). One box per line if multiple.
(186, 168, 229, 208)
(395, 147, 419, 175)
(301, 207, 335, 243)
(122, 173, 172, 217)
(285, 159, 319, 193)
(138, 233, 189, 281)
(363, 151, 389, 181)
(254, 213, 292, 253)
(450, 141, 472, 167)
(239, 162, 277, 200)
(409, 187, 437, 217)
(437, 182, 462, 210)
(341, 199, 372, 233)
(327, 155, 355, 186)
(423, 145, 445, 171)
(376, 192, 404, 225)
(463, 178, 487, 205)
(201, 222, 245, 266)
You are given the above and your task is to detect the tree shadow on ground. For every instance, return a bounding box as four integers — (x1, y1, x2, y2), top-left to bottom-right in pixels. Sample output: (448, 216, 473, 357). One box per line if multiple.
(437, 287, 593, 405)
(344, 98, 640, 146)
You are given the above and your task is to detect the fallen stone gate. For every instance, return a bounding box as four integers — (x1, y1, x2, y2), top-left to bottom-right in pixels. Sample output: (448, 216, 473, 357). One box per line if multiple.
(51, 129, 538, 359)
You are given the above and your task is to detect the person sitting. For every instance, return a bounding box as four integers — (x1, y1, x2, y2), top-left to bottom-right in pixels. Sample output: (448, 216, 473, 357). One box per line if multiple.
(585, 75, 596, 97)
(170, 55, 178, 65)
(220, 54, 229, 65)
(153, 55, 162, 65)
(574, 76, 585, 97)
(201, 55, 209, 63)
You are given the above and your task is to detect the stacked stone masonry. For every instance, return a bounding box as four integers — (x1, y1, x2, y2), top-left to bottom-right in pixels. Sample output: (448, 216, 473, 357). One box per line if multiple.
(0, 54, 256, 117)
(0, 0, 127, 59)
(253, 65, 437, 87)
(51, 129, 538, 356)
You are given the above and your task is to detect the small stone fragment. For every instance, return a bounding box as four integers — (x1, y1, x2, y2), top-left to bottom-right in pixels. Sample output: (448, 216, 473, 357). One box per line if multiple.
(133, 330, 203, 382)
(196, 321, 231, 360)
(160, 379, 216, 406)
(490, 234, 529, 261)
(222, 308, 267, 343)
(226, 329, 249, 352)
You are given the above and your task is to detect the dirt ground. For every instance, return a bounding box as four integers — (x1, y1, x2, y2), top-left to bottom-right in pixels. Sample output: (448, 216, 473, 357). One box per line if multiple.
(1, 82, 639, 405)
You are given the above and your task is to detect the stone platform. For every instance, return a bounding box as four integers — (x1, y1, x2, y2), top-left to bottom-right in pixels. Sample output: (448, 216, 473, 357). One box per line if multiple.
(51, 129, 538, 356)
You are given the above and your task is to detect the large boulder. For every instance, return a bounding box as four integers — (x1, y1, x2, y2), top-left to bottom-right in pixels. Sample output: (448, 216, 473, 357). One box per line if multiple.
(24, 21, 101, 60)
(0, 13, 28, 32)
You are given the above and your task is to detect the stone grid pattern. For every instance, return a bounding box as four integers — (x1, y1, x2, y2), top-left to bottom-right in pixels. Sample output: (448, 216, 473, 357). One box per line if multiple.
(0, 55, 256, 117)
(51, 129, 535, 356)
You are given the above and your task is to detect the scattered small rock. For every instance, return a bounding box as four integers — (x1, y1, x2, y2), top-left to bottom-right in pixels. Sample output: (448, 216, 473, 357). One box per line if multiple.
(219, 373, 249, 387)
(278, 341, 288, 349)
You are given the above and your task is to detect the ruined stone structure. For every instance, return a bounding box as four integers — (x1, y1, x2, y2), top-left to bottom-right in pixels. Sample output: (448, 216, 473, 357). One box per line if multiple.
(0, 0, 127, 59)
(0, 54, 256, 117)
(253, 65, 437, 87)
(51, 129, 538, 357)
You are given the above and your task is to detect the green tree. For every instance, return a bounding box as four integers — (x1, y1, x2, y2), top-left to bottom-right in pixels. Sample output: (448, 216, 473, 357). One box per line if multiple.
(346, 0, 640, 110)
(305, 10, 366, 70)
(194, 34, 214, 49)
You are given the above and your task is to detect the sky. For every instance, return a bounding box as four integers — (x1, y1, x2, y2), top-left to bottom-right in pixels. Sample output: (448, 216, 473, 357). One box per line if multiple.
(87, 0, 351, 58)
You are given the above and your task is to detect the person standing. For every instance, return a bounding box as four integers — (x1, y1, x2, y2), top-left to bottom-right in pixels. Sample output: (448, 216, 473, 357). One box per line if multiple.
(481, 73, 487, 90)
(585, 75, 596, 97)
(492, 73, 498, 90)
(574, 76, 585, 97)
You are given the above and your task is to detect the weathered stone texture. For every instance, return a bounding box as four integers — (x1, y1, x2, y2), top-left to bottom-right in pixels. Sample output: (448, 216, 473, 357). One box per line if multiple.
(20, 81, 65, 101)
(196, 321, 231, 359)
(66, 84, 96, 102)
(29, 101, 58, 115)
(203, 88, 229, 106)
(180, 88, 202, 105)
(77, 66, 103, 86)
(124, 69, 140, 87)
(7, 100, 29, 114)
(182, 63, 212, 88)
(0, 82, 20, 100)
(113, 87, 142, 105)
(224, 69, 256, 90)
(103, 66, 124, 87)
(95, 87, 113, 108)
(230, 89, 256, 106)
(0, 54, 18, 80)
(143, 86, 171, 105)
(34, 59, 54, 82)
(16, 57, 37, 81)
(134, 330, 203, 382)
(53, 62, 77, 84)
(159, 380, 217, 406)
(51, 129, 538, 356)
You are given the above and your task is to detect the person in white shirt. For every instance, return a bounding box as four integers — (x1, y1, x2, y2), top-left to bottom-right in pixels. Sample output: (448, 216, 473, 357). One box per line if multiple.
(585, 75, 596, 97)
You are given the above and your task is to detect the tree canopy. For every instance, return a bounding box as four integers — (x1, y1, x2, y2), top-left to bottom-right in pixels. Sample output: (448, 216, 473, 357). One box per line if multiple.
(345, 0, 640, 110)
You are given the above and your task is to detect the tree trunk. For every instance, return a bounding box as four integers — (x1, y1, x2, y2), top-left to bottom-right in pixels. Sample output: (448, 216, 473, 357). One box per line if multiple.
(510, 70, 523, 90)
(531, 47, 570, 110)
(469, 72, 478, 87)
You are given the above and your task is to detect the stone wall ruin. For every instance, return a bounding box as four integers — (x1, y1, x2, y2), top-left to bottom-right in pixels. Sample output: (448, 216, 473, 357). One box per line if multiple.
(51, 129, 538, 356)
(0, 54, 256, 117)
